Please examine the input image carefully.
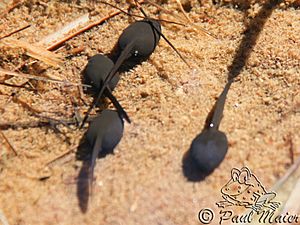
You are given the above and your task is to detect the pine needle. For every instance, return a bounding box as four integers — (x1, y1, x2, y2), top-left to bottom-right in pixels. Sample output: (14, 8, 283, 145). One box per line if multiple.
(2, 38, 63, 67)
(0, 68, 90, 87)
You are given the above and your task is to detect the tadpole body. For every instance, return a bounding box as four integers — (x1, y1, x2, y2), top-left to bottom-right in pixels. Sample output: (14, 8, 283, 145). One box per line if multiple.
(84, 54, 119, 92)
(105, 19, 161, 90)
(190, 129, 228, 173)
(117, 19, 161, 65)
(83, 54, 130, 123)
(86, 110, 124, 189)
(81, 19, 162, 127)
(190, 81, 232, 173)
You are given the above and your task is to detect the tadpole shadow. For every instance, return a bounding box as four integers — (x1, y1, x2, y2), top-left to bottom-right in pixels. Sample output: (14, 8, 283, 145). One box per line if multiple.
(214, 0, 299, 11)
(182, 107, 216, 181)
(182, 0, 282, 181)
(75, 128, 116, 213)
(227, 0, 283, 81)
(76, 136, 90, 213)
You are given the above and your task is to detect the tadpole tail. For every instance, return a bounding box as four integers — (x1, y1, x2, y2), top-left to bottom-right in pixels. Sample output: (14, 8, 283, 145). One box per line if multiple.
(105, 89, 131, 123)
(210, 80, 233, 130)
(100, 1, 184, 26)
(89, 138, 103, 198)
(159, 30, 190, 68)
(80, 97, 97, 129)
(132, 1, 190, 68)
(80, 41, 135, 128)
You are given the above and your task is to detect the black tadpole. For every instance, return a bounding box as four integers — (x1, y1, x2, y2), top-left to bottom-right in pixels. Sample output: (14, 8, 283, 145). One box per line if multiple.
(117, 19, 161, 64)
(187, 0, 282, 176)
(189, 80, 233, 173)
(84, 54, 120, 92)
(83, 54, 131, 124)
(85, 110, 124, 194)
(80, 19, 162, 128)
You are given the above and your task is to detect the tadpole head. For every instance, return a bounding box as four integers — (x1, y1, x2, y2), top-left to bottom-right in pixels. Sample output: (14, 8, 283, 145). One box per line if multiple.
(148, 18, 161, 35)
(83, 110, 124, 202)
(83, 54, 119, 92)
(117, 19, 161, 64)
(189, 129, 228, 173)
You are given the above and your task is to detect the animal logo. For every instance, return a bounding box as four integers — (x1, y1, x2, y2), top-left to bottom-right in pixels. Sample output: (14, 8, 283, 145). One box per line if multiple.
(216, 167, 280, 212)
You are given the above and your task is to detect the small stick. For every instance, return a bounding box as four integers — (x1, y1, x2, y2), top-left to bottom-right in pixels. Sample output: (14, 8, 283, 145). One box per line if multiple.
(100, 1, 185, 26)
(39, 14, 89, 47)
(46, 11, 121, 51)
(0, 121, 51, 130)
(0, 24, 31, 40)
(272, 156, 300, 191)
(145, 0, 217, 39)
(283, 133, 295, 165)
(10, 96, 74, 135)
(0, 208, 9, 225)
(0, 115, 97, 130)
(2, 38, 63, 67)
(12, 94, 42, 114)
(0, 0, 23, 19)
(133, 0, 191, 68)
(0, 130, 17, 155)
(174, 0, 193, 23)
(0, 68, 91, 87)
(46, 146, 77, 167)
(288, 135, 294, 165)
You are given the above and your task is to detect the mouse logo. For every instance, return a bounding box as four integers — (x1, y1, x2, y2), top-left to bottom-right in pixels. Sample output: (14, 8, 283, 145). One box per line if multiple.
(216, 167, 280, 212)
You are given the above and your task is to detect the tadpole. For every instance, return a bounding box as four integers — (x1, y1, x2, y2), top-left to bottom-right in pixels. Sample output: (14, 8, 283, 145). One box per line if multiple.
(189, 80, 232, 173)
(85, 110, 124, 192)
(83, 54, 130, 123)
(80, 19, 162, 127)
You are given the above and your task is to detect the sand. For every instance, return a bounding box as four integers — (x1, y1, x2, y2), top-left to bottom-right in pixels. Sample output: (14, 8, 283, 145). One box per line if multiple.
(0, 0, 299, 224)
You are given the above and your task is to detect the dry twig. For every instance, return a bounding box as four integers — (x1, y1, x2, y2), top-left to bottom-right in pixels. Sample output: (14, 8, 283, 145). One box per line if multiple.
(11, 94, 42, 114)
(46, 146, 77, 167)
(0, 24, 30, 40)
(146, 0, 217, 39)
(0, 0, 23, 19)
(38, 13, 90, 48)
(0, 68, 91, 87)
(0, 130, 17, 155)
(1, 38, 63, 67)
(175, 0, 193, 23)
(46, 11, 121, 51)
(0, 115, 97, 130)
(273, 155, 300, 191)
(0, 208, 9, 225)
